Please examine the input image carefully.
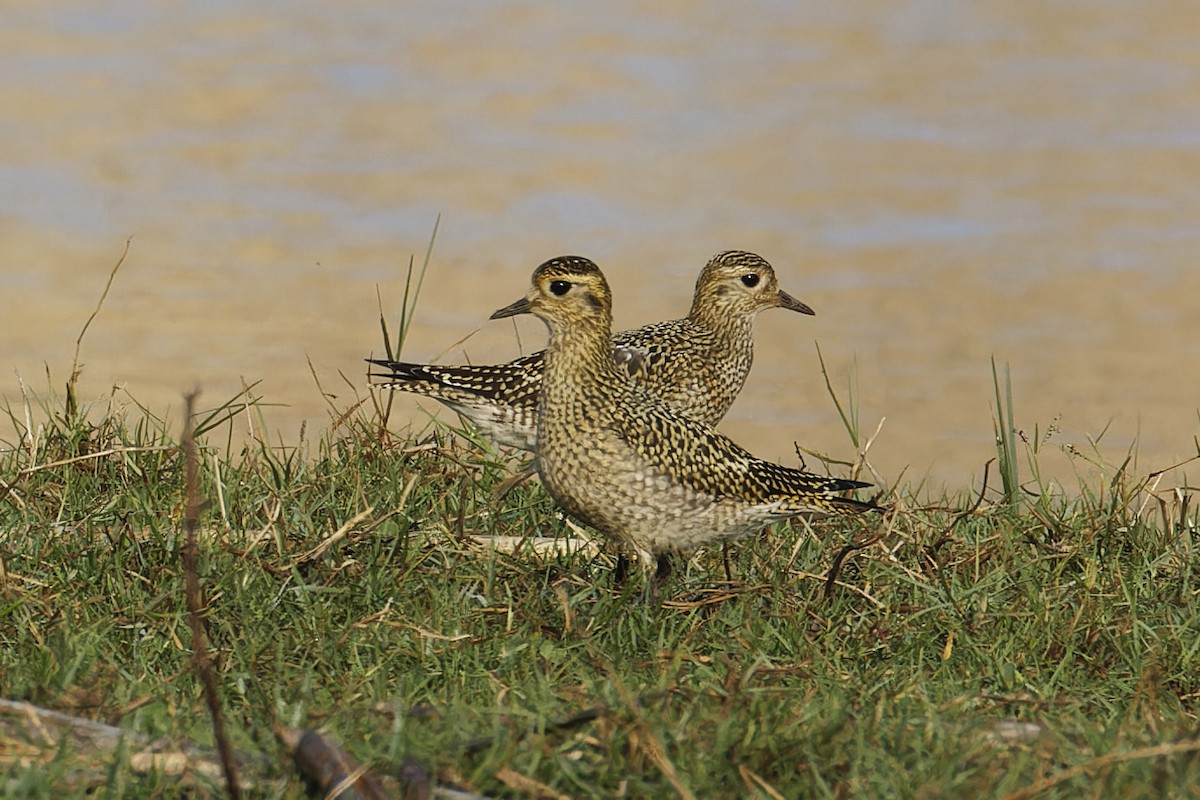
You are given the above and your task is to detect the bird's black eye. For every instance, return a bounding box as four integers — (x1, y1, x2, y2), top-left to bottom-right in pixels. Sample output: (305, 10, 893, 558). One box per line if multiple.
(549, 280, 571, 296)
(741, 273, 759, 288)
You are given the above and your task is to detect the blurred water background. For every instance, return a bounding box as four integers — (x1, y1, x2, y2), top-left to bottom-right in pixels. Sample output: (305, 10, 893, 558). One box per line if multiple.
(3, 1, 1198, 489)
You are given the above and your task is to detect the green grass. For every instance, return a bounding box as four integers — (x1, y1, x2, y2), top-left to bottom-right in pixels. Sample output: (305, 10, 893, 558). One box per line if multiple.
(1, 369, 1197, 799)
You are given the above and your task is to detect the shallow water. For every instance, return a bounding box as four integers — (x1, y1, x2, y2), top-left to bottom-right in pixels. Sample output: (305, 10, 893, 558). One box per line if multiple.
(3, 1, 1198, 490)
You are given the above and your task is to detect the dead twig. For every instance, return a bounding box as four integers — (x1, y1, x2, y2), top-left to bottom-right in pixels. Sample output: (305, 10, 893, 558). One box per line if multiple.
(71, 237, 131, 384)
(823, 502, 899, 600)
(462, 689, 675, 756)
(1001, 738, 1200, 800)
(181, 390, 241, 800)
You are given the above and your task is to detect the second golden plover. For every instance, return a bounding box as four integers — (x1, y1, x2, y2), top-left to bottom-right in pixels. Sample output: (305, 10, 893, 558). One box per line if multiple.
(368, 250, 814, 450)
(489, 255, 875, 572)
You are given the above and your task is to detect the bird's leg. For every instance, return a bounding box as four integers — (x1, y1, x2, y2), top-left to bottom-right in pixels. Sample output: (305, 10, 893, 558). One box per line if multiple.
(639, 554, 678, 605)
(614, 553, 631, 585)
(654, 553, 673, 582)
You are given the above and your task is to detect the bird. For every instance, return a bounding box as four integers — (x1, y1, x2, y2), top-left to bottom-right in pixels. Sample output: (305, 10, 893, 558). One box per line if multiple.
(367, 250, 814, 451)
(488, 255, 876, 575)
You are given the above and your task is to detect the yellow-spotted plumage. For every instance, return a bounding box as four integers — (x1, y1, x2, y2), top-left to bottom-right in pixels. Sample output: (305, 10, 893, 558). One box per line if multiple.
(491, 255, 876, 568)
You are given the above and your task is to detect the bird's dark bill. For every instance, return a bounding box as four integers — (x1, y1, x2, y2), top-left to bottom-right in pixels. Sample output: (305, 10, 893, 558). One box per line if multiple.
(490, 297, 532, 319)
(779, 290, 815, 316)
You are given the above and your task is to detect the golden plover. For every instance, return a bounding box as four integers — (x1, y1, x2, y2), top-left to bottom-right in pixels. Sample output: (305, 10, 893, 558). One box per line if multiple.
(489, 255, 875, 571)
(368, 250, 814, 450)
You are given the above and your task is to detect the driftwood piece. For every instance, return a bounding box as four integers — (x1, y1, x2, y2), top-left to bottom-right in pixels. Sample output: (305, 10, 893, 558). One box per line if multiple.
(2, 698, 493, 798)
(467, 535, 600, 558)
(275, 724, 493, 800)
(277, 725, 393, 799)
(0, 697, 249, 790)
